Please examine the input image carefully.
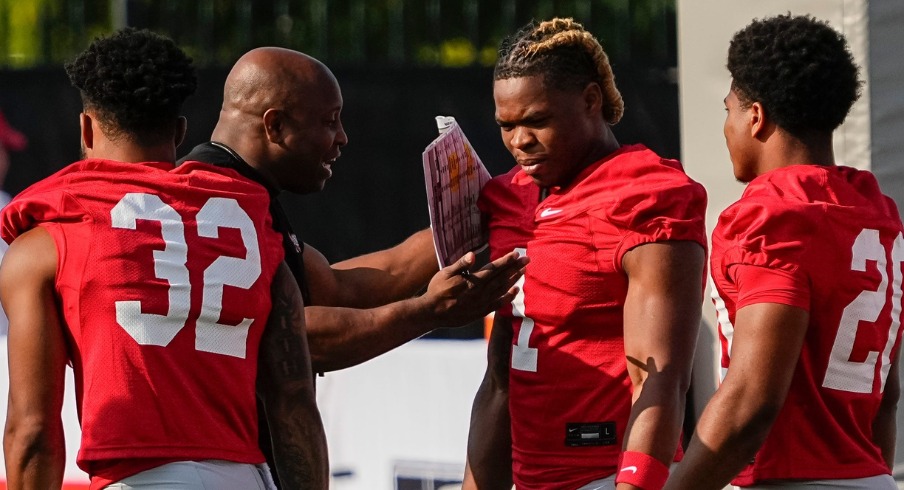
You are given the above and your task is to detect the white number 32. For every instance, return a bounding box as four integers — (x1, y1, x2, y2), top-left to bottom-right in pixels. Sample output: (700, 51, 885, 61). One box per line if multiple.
(110, 193, 261, 359)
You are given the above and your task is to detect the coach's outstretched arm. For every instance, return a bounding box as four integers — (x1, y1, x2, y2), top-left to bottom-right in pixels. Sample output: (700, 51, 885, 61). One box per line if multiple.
(258, 262, 329, 489)
(305, 228, 438, 309)
(1, 228, 67, 489)
(305, 250, 528, 373)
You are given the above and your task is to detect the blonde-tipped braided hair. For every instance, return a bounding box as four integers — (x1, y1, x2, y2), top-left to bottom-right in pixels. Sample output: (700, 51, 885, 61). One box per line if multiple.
(495, 17, 624, 125)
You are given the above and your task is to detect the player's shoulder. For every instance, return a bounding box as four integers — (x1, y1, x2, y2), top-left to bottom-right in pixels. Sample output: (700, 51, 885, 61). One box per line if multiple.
(727, 165, 900, 234)
(584, 145, 705, 203)
(577, 146, 706, 226)
(482, 165, 524, 194)
(601, 145, 698, 183)
(1, 160, 94, 227)
(834, 165, 903, 225)
(176, 160, 271, 197)
(479, 165, 538, 214)
(15, 160, 88, 197)
(22, 159, 177, 196)
(714, 173, 823, 256)
(0, 225, 56, 282)
(717, 191, 811, 240)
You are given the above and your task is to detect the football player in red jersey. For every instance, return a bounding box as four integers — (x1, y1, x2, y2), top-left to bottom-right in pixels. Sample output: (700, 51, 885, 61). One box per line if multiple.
(664, 14, 902, 490)
(464, 18, 708, 490)
(0, 29, 326, 489)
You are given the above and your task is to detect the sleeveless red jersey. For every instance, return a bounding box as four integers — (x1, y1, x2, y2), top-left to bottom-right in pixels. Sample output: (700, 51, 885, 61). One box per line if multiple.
(710, 164, 902, 485)
(479, 145, 708, 489)
(1, 159, 284, 483)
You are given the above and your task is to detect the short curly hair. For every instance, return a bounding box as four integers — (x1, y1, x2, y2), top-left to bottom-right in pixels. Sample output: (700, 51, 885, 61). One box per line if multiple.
(495, 17, 624, 125)
(727, 14, 861, 138)
(65, 28, 197, 147)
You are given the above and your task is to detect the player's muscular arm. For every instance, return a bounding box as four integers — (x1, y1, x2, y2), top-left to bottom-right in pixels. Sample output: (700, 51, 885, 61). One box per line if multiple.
(306, 250, 528, 373)
(463, 314, 514, 490)
(257, 262, 328, 490)
(619, 241, 704, 489)
(304, 229, 438, 308)
(873, 351, 900, 469)
(1, 227, 68, 489)
(663, 303, 808, 490)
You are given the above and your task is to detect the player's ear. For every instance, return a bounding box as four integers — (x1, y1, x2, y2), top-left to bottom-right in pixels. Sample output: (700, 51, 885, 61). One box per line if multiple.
(80, 112, 94, 150)
(582, 82, 603, 116)
(749, 101, 767, 138)
(262, 108, 285, 144)
(174, 116, 187, 148)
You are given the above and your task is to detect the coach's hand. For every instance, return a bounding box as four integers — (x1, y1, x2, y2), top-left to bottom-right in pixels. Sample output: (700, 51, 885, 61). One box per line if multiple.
(422, 250, 528, 328)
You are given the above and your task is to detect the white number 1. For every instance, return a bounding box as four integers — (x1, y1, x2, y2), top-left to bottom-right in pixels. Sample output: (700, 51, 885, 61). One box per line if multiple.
(510, 247, 538, 372)
(822, 229, 903, 393)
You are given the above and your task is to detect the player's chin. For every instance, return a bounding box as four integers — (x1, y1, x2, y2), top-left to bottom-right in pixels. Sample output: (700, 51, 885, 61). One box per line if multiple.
(733, 168, 756, 184)
(530, 176, 549, 187)
(528, 172, 557, 188)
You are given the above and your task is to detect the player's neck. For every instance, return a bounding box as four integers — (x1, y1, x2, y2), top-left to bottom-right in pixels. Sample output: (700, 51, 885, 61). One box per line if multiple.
(757, 130, 835, 176)
(86, 138, 177, 164)
(576, 128, 621, 174)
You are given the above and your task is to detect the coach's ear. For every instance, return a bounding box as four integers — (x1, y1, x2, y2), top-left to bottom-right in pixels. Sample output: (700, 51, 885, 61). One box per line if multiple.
(262, 108, 286, 144)
(80, 112, 94, 150)
(175, 116, 187, 148)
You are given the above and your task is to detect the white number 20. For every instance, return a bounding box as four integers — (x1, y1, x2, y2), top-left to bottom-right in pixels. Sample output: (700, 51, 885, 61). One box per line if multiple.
(110, 193, 261, 359)
(822, 229, 903, 394)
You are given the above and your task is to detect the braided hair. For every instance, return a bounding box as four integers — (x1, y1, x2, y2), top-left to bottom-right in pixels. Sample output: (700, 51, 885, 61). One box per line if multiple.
(495, 18, 623, 125)
(65, 28, 197, 146)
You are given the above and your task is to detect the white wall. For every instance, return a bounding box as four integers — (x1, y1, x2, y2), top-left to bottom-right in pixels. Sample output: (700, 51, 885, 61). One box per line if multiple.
(319, 339, 486, 490)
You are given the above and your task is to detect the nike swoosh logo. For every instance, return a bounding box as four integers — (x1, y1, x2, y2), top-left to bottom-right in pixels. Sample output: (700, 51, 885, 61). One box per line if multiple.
(540, 208, 563, 218)
(620, 466, 638, 474)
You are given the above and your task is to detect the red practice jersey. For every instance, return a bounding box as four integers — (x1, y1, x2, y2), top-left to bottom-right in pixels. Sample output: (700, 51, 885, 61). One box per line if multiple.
(479, 145, 708, 489)
(710, 164, 903, 485)
(1, 159, 284, 486)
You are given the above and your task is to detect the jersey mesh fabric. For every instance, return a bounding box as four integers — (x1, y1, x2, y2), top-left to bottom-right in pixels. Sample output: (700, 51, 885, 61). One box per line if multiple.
(710, 164, 903, 485)
(1, 159, 285, 486)
(479, 145, 707, 489)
